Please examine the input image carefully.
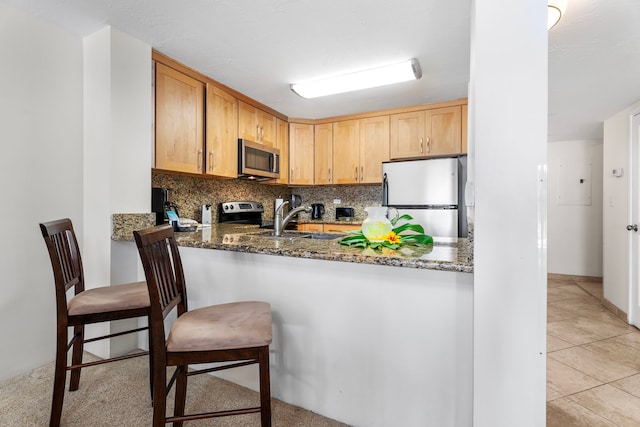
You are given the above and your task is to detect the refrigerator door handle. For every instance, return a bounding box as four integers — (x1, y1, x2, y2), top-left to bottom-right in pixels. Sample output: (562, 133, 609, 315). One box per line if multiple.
(382, 173, 389, 206)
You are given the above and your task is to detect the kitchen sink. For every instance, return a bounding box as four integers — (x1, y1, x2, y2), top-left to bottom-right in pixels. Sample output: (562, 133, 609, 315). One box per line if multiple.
(257, 231, 343, 240)
(305, 233, 344, 240)
(258, 232, 308, 239)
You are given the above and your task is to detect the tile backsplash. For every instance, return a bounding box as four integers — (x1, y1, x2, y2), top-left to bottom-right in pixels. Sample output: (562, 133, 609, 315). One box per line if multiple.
(152, 172, 382, 223)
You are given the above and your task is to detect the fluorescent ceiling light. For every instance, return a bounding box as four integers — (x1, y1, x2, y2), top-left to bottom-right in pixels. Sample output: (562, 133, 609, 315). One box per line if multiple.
(291, 59, 422, 99)
(548, 0, 568, 30)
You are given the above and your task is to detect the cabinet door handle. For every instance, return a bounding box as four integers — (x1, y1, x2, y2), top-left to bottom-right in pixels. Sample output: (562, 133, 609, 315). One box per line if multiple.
(354, 167, 358, 180)
(420, 137, 424, 153)
(360, 166, 363, 181)
(291, 168, 294, 182)
(209, 151, 214, 171)
(328, 168, 331, 183)
(198, 149, 203, 171)
(256, 124, 260, 141)
(426, 137, 431, 153)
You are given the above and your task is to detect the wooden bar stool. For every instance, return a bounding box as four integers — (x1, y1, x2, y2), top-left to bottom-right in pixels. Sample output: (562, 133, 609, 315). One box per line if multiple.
(39, 218, 152, 427)
(134, 224, 273, 426)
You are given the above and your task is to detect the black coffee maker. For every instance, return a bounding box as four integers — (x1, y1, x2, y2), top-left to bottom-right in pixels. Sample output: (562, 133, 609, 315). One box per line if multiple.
(311, 203, 325, 220)
(152, 187, 179, 225)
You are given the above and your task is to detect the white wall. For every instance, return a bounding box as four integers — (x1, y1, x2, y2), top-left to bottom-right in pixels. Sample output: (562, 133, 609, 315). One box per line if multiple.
(470, 0, 547, 425)
(0, 4, 83, 380)
(174, 246, 473, 427)
(0, 5, 151, 379)
(548, 140, 603, 277)
(110, 30, 153, 213)
(603, 100, 640, 314)
(83, 27, 152, 357)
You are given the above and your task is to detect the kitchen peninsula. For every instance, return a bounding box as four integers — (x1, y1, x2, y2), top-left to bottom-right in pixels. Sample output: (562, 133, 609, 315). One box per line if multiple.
(112, 214, 474, 427)
(113, 215, 473, 273)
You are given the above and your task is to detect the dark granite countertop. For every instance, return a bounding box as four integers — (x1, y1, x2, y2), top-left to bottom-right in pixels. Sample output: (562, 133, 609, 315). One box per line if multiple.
(299, 219, 363, 225)
(112, 214, 473, 273)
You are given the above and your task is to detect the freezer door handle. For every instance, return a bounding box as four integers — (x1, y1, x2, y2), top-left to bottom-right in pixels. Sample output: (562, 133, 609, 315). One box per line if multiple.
(382, 173, 389, 206)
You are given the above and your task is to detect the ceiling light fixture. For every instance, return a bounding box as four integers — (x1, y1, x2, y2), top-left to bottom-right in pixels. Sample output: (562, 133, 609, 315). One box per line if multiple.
(291, 59, 422, 99)
(548, 0, 568, 30)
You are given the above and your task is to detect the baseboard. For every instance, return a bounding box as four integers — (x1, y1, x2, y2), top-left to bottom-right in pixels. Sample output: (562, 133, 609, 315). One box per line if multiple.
(602, 298, 629, 323)
(547, 273, 602, 283)
(547, 273, 630, 323)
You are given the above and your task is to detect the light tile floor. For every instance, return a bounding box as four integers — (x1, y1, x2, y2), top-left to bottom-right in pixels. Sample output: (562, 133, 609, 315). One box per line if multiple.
(547, 278, 640, 426)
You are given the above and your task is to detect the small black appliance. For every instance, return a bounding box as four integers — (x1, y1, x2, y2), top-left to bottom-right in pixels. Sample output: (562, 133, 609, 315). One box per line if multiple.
(311, 203, 325, 220)
(151, 187, 179, 225)
(335, 207, 355, 221)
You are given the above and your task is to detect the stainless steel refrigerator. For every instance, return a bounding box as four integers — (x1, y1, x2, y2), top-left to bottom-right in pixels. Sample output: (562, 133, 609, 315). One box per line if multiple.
(382, 156, 467, 238)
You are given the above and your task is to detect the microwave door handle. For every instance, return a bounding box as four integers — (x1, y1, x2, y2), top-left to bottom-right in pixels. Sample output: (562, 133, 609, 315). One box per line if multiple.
(270, 153, 279, 173)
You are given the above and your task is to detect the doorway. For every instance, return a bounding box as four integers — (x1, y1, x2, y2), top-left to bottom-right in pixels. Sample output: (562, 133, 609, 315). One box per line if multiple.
(629, 112, 640, 327)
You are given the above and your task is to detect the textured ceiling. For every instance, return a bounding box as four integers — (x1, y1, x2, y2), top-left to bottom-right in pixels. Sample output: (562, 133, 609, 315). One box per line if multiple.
(2, 0, 639, 142)
(548, 0, 640, 141)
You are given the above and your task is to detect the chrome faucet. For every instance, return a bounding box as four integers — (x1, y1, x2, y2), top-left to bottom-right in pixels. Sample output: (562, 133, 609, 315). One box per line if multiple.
(274, 201, 311, 237)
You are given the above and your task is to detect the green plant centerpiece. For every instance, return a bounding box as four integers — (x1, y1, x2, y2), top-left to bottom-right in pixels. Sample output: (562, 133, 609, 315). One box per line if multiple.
(339, 213, 433, 250)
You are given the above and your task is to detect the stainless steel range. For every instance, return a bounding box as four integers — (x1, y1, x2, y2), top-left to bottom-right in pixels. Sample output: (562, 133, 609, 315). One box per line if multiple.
(218, 201, 297, 230)
(218, 201, 264, 224)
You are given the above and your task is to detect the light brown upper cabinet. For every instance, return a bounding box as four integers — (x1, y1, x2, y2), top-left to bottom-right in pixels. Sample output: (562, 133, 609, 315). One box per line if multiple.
(331, 117, 389, 185)
(332, 120, 361, 184)
(461, 104, 468, 154)
(155, 63, 205, 174)
(206, 85, 238, 178)
(314, 123, 333, 185)
(238, 101, 277, 147)
(274, 118, 289, 185)
(288, 123, 315, 185)
(359, 116, 390, 183)
(390, 106, 462, 159)
(425, 106, 462, 156)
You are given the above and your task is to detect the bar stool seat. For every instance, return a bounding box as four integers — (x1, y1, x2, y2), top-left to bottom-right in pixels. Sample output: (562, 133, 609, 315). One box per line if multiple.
(67, 281, 149, 316)
(167, 301, 272, 352)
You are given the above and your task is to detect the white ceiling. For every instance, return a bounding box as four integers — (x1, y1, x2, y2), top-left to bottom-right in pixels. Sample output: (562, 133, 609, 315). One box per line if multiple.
(3, 0, 639, 142)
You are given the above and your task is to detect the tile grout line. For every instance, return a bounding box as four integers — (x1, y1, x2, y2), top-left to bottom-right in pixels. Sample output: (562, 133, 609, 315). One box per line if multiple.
(547, 279, 640, 426)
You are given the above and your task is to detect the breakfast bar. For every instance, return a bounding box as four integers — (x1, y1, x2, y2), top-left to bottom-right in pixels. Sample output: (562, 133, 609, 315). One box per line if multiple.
(112, 215, 474, 273)
(112, 215, 474, 427)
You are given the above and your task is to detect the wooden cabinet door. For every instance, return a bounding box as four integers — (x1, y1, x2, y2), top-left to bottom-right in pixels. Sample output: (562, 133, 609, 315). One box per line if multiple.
(359, 116, 389, 184)
(314, 123, 333, 185)
(390, 111, 425, 159)
(206, 85, 238, 178)
(155, 63, 204, 173)
(424, 106, 462, 156)
(260, 111, 277, 147)
(324, 223, 361, 232)
(461, 104, 468, 154)
(289, 123, 315, 185)
(274, 118, 289, 184)
(332, 120, 360, 184)
(298, 223, 324, 232)
(238, 101, 258, 142)
(238, 101, 276, 146)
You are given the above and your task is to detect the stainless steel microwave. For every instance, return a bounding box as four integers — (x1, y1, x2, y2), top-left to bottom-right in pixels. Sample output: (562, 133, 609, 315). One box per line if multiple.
(238, 138, 280, 180)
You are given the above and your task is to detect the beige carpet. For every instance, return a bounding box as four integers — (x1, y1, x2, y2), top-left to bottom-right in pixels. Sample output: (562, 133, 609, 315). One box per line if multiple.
(0, 352, 348, 426)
